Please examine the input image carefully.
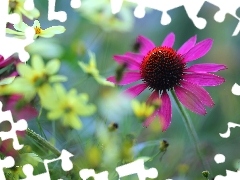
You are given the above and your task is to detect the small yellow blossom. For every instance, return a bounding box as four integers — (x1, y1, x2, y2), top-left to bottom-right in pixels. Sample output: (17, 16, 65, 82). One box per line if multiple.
(3, 55, 66, 101)
(79, 51, 114, 87)
(9, 0, 40, 20)
(41, 84, 96, 129)
(6, 20, 66, 39)
(131, 100, 156, 119)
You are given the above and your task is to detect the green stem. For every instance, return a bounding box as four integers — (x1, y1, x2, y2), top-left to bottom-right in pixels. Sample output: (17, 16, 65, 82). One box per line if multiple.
(26, 128, 61, 157)
(171, 90, 211, 173)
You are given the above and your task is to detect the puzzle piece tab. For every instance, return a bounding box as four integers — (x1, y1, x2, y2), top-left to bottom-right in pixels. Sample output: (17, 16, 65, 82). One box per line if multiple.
(21, 149, 73, 180)
(116, 159, 158, 180)
(79, 169, 109, 180)
(0, 101, 28, 150)
(112, 0, 240, 36)
(0, 156, 15, 180)
(0, 0, 35, 62)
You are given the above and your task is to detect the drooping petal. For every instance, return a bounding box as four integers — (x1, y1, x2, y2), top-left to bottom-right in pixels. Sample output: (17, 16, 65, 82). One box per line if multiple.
(17, 64, 33, 78)
(158, 92, 172, 131)
(107, 72, 141, 85)
(113, 55, 141, 70)
(146, 90, 159, 104)
(161, 32, 175, 47)
(185, 63, 227, 73)
(49, 75, 67, 83)
(183, 38, 213, 62)
(143, 109, 158, 127)
(0, 56, 17, 68)
(180, 81, 214, 107)
(63, 113, 82, 129)
(175, 86, 206, 115)
(31, 55, 45, 72)
(46, 59, 60, 75)
(48, 109, 63, 120)
(177, 35, 197, 55)
(183, 73, 225, 86)
(124, 52, 144, 63)
(54, 83, 67, 98)
(124, 83, 147, 98)
(14, 21, 29, 32)
(41, 26, 66, 37)
(6, 28, 24, 36)
(137, 35, 155, 55)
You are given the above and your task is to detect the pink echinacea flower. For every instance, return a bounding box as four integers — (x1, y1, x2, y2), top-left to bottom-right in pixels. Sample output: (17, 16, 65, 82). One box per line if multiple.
(107, 33, 226, 131)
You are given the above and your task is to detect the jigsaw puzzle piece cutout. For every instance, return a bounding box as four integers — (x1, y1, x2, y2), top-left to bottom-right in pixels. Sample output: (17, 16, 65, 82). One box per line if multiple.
(197, 1, 240, 36)
(24, 0, 35, 11)
(181, 0, 206, 29)
(110, 0, 123, 14)
(197, 1, 239, 36)
(208, 0, 240, 36)
(44, 149, 74, 171)
(116, 159, 158, 180)
(21, 164, 50, 180)
(205, 0, 240, 23)
(129, 0, 206, 27)
(70, 0, 81, 9)
(215, 170, 240, 180)
(21, 149, 74, 180)
(0, 156, 15, 180)
(48, 0, 67, 22)
(0, 102, 28, 150)
(79, 169, 109, 180)
(0, 0, 35, 62)
(212, 123, 240, 177)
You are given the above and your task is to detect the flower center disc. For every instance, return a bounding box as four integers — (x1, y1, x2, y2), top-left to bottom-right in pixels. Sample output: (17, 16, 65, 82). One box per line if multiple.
(140, 46, 186, 92)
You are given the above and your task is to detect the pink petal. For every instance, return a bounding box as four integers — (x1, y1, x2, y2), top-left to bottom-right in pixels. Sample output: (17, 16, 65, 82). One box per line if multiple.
(124, 83, 147, 98)
(6, 95, 38, 120)
(143, 109, 158, 127)
(158, 92, 172, 131)
(124, 52, 144, 64)
(161, 32, 175, 47)
(137, 35, 155, 55)
(175, 86, 206, 115)
(183, 38, 213, 62)
(8, 71, 18, 77)
(107, 72, 141, 85)
(146, 91, 159, 104)
(180, 81, 214, 107)
(0, 55, 4, 62)
(0, 56, 16, 68)
(177, 35, 197, 55)
(185, 63, 227, 73)
(183, 73, 225, 86)
(113, 55, 140, 70)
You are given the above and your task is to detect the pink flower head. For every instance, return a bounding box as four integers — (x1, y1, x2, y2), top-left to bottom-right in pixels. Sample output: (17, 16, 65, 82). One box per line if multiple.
(0, 94, 38, 121)
(107, 33, 226, 131)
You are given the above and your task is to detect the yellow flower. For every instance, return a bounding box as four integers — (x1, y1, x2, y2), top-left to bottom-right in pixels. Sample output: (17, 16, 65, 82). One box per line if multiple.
(4, 55, 67, 101)
(9, 0, 40, 20)
(6, 20, 66, 39)
(41, 84, 96, 129)
(79, 51, 114, 87)
(131, 100, 156, 119)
